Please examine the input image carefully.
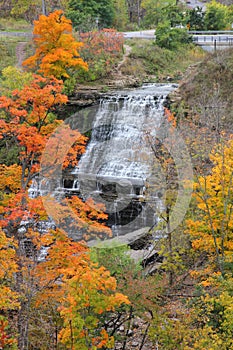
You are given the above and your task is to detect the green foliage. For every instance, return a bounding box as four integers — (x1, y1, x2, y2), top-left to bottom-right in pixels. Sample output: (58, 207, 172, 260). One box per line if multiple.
(112, 0, 128, 30)
(0, 139, 19, 167)
(141, 0, 174, 27)
(183, 276, 233, 349)
(91, 242, 166, 325)
(187, 6, 205, 30)
(0, 17, 31, 31)
(67, 0, 115, 32)
(158, 241, 186, 275)
(227, 5, 233, 29)
(161, 4, 187, 28)
(155, 22, 192, 50)
(10, 0, 41, 23)
(91, 243, 141, 280)
(63, 66, 101, 87)
(0, 41, 9, 65)
(79, 59, 107, 81)
(76, 29, 124, 82)
(149, 313, 191, 350)
(0, 66, 33, 96)
(148, 275, 233, 349)
(62, 73, 78, 95)
(205, 0, 228, 30)
(122, 39, 204, 82)
(0, 39, 18, 71)
(9, 0, 69, 23)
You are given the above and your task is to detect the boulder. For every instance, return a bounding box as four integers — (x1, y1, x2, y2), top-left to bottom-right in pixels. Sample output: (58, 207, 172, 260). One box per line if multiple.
(87, 226, 151, 248)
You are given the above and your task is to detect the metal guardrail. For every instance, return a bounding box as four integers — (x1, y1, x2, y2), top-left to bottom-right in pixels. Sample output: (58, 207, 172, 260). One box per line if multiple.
(188, 30, 233, 35)
(193, 35, 233, 45)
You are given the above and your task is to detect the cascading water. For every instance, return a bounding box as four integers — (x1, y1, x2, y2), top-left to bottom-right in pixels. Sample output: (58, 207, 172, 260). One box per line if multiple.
(29, 83, 178, 239)
(70, 83, 178, 236)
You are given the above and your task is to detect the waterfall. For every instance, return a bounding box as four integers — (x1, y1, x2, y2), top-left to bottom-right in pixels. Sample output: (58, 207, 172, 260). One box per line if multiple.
(29, 83, 178, 238)
(70, 83, 178, 235)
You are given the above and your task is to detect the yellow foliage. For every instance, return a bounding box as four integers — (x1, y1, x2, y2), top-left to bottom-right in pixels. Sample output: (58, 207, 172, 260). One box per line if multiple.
(0, 229, 19, 310)
(186, 137, 233, 275)
(0, 164, 21, 193)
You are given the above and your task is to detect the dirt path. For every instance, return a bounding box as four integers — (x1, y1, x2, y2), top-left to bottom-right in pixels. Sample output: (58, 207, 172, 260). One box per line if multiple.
(16, 41, 27, 68)
(103, 44, 139, 88)
(115, 44, 132, 74)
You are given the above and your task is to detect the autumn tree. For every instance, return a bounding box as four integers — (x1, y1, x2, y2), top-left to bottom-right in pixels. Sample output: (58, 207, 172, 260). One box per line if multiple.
(146, 135, 232, 349)
(23, 10, 88, 78)
(15, 230, 129, 349)
(0, 74, 67, 192)
(146, 109, 193, 286)
(0, 229, 19, 348)
(186, 137, 233, 277)
(78, 29, 124, 81)
(0, 74, 67, 347)
(0, 58, 128, 349)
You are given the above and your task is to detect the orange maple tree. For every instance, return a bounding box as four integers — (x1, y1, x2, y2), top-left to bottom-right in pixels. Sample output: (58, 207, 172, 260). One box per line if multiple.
(78, 29, 124, 79)
(0, 63, 128, 348)
(33, 230, 129, 349)
(0, 9, 131, 347)
(23, 10, 88, 78)
(0, 74, 67, 191)
(0, 229, 19, 349)
(0, 74, 64, 343)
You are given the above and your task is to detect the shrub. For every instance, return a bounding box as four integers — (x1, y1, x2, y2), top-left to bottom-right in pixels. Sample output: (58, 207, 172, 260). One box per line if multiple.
(155, 22, 192, 50)
(205, 0, 228, 30)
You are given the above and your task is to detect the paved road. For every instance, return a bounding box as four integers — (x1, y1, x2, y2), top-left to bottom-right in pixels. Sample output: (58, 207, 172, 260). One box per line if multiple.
(1, 30, 232, 50)
(123, 30, 155, 39)
(0, 31, 32, 37)
(123, 30, 233, 46)
(186, 0, 206, 10)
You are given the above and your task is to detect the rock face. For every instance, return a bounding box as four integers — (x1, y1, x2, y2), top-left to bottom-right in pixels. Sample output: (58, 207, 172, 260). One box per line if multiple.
(88, 227, 163, 275)
(67, 44, 143, 107)
(69, 86, 102, 107)
(68, 78, 141, 107)
(128, 249, 162, 275)
(88, 227, 151, 248)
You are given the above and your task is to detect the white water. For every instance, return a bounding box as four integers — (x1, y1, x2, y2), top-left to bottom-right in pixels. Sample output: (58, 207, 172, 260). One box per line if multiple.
(70, 83, 178, 235)
(74, 84, 177, 200)
(29, 83, 178, 237)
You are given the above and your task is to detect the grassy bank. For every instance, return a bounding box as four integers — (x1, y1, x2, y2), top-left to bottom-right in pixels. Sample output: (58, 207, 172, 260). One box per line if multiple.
(122, 39, 206, 82)
(0, 18, 32, 31)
